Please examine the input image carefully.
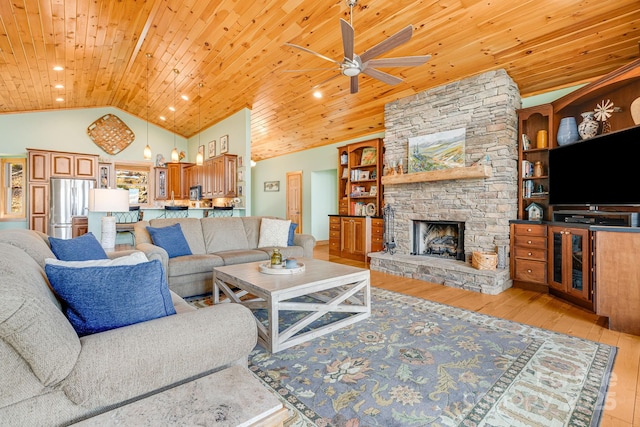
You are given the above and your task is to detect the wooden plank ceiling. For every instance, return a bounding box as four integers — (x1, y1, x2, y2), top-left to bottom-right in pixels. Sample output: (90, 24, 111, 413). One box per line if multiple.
(0, 0, 638, 161)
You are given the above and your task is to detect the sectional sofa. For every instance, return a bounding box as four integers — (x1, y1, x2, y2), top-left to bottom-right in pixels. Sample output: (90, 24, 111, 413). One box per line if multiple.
(0, 229, 257, 426)
(134, 216, 317, 297)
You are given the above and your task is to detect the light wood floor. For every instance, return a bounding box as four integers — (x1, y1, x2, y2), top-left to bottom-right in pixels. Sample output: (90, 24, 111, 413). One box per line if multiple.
(313, 243, 640, 426)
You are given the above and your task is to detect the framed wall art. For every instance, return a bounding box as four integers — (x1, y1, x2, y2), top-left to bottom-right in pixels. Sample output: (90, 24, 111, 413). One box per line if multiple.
(264, 181, 279, 192)
(208, 140, 216, 158)
(220, 135, 229, 153)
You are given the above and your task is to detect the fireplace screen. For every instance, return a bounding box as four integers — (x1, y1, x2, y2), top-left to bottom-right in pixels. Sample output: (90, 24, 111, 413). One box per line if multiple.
(412, 220, 465, 260)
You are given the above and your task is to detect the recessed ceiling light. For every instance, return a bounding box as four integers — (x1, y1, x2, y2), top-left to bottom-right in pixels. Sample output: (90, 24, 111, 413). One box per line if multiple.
(54, 84, 64, 89)
(159, 116, 166, 121)
(313, 91, 322, 99)
(181, 95, 189, 101)
(169, 106, 176, 112)
(53, 66, 64, 71)
(55, 97, 64, 102)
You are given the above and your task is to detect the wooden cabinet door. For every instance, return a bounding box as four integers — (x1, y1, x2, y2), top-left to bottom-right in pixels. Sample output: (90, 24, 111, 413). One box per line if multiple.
(340, 217, 356, 254)
(28, 150, 49, 181)
(51, 153, 74, 177)
(167, 163, 181, 199)
(29, 183, 49, 233)
(75, 155, 97, 179)
(223, 155, 237, 197)
(548, 226, 591, 302)
(203, 160, 213, 198)
(352, 218, 366, 256)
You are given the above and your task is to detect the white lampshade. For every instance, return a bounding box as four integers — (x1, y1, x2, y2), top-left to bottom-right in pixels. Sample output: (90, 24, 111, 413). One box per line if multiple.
(88, 188, 130, 249)
(89, 188, 130, 213)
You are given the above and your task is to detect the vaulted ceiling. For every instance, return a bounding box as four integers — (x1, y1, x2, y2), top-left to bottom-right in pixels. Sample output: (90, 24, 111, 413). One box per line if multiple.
(1, 0, 638, 160)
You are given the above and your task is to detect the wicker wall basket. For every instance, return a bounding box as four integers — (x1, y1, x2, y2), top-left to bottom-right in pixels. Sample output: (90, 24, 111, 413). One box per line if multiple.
(472, 251, 498, 270)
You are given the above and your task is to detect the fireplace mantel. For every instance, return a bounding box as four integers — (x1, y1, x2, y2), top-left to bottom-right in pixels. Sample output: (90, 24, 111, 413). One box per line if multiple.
(381, 164, 492, 185)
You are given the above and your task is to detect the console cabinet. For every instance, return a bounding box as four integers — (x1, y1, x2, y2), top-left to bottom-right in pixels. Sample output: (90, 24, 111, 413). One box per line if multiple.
(510, 223, 547, 287)
(547, 225, 592, 309)
(329, 215, 383, 262)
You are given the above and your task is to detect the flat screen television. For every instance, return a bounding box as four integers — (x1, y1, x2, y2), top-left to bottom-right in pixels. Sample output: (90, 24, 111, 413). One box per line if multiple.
(548, 124, 640, 206)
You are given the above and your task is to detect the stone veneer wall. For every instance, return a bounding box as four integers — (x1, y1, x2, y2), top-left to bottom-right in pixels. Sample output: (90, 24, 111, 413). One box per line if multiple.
(369, 70, 520, 294)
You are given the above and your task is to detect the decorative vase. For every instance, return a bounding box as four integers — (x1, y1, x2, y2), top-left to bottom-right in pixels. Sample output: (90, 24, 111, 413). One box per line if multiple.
(578, 111, 599, 140)
(556, 117, 579, 146)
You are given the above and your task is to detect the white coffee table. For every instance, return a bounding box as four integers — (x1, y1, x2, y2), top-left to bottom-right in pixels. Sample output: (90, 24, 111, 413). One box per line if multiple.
(213, 258, 371, 353)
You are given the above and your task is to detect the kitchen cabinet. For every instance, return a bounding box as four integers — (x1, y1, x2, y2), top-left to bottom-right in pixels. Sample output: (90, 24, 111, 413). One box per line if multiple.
(28, 150, 49, 181)
(209, 154, 237, 198)
(50, 152, 98, 179)
(547, 225, 592, 310)
(166, 162, 193, 199)
(28, 183, 49, 234)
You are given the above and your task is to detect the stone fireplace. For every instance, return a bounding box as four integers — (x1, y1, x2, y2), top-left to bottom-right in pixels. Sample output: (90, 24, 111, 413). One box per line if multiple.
(369, 70, 520, 294)
(412, 220, 465, 261)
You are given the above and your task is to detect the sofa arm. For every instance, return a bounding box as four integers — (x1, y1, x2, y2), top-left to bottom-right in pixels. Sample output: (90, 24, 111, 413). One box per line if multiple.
(135, 242, 169, 275)
(294, 233, 316, 258)
(62, 303, 257, 408)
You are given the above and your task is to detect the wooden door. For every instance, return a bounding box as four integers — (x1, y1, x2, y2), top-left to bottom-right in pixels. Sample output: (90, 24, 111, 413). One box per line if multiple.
(75, 155, 97, 179)
(286, 171, 302, 232)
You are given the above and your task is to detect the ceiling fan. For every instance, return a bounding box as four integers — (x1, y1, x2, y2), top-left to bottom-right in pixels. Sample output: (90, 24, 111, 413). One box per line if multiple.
(285, 0, 431, 94)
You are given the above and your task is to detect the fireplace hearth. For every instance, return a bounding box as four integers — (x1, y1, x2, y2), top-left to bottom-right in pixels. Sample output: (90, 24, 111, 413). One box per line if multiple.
(412, 220, 465, 261)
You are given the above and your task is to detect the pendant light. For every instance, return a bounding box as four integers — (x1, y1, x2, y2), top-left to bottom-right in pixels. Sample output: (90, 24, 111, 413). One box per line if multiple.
(196, 82, 204, 166)
(143, 53, 153, 160)
(171, 68, 180, 163)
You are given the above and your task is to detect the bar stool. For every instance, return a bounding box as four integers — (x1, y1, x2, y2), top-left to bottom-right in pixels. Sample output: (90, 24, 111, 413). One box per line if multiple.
(163, 206, 189, 218)
(115, 206, 144, 245)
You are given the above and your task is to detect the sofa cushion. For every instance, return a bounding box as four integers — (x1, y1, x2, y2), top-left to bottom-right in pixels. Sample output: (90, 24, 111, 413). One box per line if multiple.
(49, 232, 108, 261)
(147, 224, 192, 258)
(148, 218, 207, 255)
(258, 218, 291, 248)
(168, 253, 224, 277)
(288, 222, 298, 246)
(201, 217, 250, 253)
(216, 249, 270, 265)
(0, 243, 81, 387)
(241, 216, 262, 249)
(45, 259, 176, 336)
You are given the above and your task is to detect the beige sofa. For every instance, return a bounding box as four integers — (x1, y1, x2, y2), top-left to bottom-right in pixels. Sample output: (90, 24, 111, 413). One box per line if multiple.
(134, 216, 316, 297)
(0, 229, 257, 426)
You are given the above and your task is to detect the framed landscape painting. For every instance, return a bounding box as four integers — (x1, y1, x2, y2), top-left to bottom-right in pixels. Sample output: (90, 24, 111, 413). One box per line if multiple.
(408, 127, 466, 173)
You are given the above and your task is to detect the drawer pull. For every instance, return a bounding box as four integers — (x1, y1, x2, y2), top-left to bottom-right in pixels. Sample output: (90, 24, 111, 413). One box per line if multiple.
(527, 240, 532, 244)
(528, 252, 532, 256)
(527, 228, 532, 232)
(527, 269, 532, 273)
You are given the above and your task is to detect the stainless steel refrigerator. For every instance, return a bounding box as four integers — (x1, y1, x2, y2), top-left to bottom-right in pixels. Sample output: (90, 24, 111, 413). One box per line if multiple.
(49, 178, 95, 239)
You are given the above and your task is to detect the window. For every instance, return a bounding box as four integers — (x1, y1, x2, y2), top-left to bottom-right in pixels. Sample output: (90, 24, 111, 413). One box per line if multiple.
(1, 158, 26, 220)
(114, 162, 152, 205)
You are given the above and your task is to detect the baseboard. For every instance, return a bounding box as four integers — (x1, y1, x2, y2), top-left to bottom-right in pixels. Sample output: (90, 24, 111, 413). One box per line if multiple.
(315, 240, 329, 246)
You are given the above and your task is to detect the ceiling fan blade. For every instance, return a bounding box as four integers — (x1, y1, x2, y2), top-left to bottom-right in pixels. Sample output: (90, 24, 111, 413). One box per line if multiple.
(350, 76, 359, 94)
(359, 25, 414, 63)
(282, 67, 341, 73)
(367, 55, 431, 68)
(340, 19, 355, 61)
(312, 73, 342, 89)
(361, 67, 403, 85)
(285, 43, 342, 66)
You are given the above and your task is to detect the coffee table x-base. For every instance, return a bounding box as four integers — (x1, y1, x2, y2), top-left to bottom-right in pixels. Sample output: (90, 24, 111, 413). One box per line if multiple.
(213, 259, 370, 353)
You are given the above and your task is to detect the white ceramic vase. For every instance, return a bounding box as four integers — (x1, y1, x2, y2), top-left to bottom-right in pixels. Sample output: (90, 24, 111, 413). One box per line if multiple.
(578, 111, 599, 140)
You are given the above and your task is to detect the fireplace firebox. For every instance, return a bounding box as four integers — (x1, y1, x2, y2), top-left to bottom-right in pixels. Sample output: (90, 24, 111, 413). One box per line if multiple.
(412, 220, 465, 261)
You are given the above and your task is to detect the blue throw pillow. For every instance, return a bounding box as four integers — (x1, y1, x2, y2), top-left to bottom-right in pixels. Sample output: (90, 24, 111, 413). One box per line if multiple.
(288, 223, 298, 246)
(45, 259, 176, 336)
(49, 232, 108, 261)
(146, 223, 192, 258)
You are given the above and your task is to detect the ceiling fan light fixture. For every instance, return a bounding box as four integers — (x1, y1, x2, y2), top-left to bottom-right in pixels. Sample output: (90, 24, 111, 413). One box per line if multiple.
(342, 66, 360, 77)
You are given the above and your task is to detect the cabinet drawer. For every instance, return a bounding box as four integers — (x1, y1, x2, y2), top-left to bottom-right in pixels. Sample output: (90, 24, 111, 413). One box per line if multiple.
(513, 223, 546, 237)
(330, 217, 341, 225)
(514, 259, 546, 284)
(514, 235, 546, 248)
(329, 230, 341, 239)
(514, 246, 546, 261)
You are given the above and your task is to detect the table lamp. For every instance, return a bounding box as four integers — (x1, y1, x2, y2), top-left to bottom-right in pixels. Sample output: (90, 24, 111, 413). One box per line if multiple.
(89, 188, 130, 249)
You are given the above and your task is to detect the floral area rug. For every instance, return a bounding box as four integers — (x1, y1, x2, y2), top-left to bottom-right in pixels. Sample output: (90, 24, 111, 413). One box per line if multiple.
(187, 287, 616, 427)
